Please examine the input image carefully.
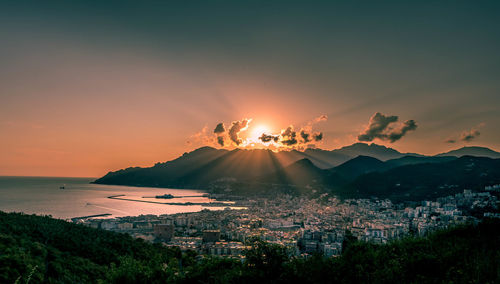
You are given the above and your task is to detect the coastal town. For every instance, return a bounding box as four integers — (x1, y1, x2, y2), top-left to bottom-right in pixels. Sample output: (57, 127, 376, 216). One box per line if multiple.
(77, 186, 500, 259)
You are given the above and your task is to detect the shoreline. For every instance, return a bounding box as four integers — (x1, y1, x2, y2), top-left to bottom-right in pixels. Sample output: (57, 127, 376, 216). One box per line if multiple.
(107, 194, 241, 207)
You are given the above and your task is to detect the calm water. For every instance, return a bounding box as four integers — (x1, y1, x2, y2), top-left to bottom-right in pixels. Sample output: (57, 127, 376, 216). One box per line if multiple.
(0, 176, 228, 219)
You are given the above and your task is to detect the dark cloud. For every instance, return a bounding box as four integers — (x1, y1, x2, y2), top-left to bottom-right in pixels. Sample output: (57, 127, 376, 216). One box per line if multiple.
(300, 130, 311, 143)
(461, 129, 480, 142)
(213, 122, 226, 146)
(446, 124, 484, 144)
(387, 119, 417, 143)
(216, 136, 225, 146)
(358, 112, 398, 142)
(313, 132, 323, 141)
(281, 126, 297, 146)
(213, 123, 225, 134)
(358, 112, 417, 143)
(208, 115, 326, 149)
(228, 119, 250, 145)
(259, 133, 279, 143)
(281, 138, 298, 146)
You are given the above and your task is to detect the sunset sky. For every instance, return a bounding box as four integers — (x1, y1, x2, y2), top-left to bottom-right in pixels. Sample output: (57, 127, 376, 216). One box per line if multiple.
(1, 1, 499, 177)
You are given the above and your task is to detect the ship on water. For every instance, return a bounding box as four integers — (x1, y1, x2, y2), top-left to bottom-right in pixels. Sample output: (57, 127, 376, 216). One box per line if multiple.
(155, 194, 174, 199)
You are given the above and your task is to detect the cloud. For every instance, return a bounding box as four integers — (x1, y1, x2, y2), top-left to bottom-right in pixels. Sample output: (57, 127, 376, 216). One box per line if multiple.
(259, 133, 279, 143)
(387, 119, 417, 143)
(358, 112, 398, 142)
(228, 119, 251, 145)
(256, 115, 326, 148)
(460, 129, 480, 142)
(300, 130, 311, 143)
(213, 122, 226, 146)
(358, 112, 417, 143)
(445, 123, 484, 144)
(213, 123, 225, 134)
(191, 115, 326, 150)
(314, 114, 328, 123)
(216, 136, 225, 146)
(280, 126, 298, 146)
(186, 126, 214, 146)
(313, 132, 323, 141)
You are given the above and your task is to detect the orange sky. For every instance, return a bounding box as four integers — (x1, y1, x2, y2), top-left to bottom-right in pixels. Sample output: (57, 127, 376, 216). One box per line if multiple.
(1, 1, 499, 177)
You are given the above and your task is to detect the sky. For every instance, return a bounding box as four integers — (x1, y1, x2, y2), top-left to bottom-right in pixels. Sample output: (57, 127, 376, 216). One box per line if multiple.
(1, 0, 499, 177)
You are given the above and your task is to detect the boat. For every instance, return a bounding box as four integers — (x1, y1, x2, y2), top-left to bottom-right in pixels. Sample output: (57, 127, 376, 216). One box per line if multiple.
(155, 194, 174, 199)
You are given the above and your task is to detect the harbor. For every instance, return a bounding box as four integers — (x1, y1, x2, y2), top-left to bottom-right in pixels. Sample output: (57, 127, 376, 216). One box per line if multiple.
(107, 194, 242, 207)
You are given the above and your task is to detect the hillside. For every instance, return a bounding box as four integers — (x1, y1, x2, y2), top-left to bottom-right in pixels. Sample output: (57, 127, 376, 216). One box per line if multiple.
(330, 155, 386, 180)
(94, 144, 500, 202)
(94, 146, 228, 188)
(1, 211, 499, 283)
(93, 143, 414, 188)
(259, 158, 332, 186)
(0, 211, 181, 283)
(341, 156, 500, 201)
(437, 146, 500, 158)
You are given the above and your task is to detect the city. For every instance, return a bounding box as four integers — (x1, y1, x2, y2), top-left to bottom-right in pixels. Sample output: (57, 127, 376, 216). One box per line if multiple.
(77, 185, 500, 259)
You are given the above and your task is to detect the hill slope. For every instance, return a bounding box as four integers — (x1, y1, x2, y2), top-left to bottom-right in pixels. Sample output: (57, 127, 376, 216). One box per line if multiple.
(2, 211, 499, 283)
(259, 158, 331, 186)
(437, 146, 500, 158)
(330, 155, 387, 180)
(94, 144, 500, 201)
(93, 143, 413, 188)
(339, 156, 500, 201)
(0, 211, 180, 283)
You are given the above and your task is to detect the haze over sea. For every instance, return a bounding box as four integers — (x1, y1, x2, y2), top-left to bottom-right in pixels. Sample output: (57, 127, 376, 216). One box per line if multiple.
(0, 176, 223, 219)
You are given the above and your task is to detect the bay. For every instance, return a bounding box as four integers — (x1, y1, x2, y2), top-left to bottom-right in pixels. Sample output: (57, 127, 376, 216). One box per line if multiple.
(0, 176, 228, 219)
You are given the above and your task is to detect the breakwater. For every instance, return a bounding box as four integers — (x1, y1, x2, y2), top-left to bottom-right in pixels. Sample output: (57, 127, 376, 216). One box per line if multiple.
(107, 194, 235, 207)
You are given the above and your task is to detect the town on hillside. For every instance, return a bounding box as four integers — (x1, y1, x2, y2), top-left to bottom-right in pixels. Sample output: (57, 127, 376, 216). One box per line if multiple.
(76, 184, 500, 259)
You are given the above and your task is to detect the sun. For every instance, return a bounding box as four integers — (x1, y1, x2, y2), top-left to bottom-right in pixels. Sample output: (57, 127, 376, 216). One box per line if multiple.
(250, 124, 271, 140)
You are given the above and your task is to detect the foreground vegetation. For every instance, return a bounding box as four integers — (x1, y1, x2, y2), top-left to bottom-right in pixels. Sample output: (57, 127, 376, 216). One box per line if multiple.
(1, 211, 499, 283)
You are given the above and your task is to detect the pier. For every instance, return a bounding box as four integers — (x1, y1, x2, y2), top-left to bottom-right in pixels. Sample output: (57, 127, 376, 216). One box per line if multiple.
(71, 213, 112, 222)
(107, 194, 232, 207)
(142, 195, 208, 198)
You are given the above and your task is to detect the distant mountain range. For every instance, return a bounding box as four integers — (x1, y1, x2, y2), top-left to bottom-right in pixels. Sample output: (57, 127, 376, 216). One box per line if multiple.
(94, 143, 500, 201)
(436, 146, 500, 159)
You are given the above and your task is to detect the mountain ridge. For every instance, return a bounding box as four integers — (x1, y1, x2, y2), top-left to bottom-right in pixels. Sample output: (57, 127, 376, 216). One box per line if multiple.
(93, 143, 500, 201)
(436, 146, 500, 158)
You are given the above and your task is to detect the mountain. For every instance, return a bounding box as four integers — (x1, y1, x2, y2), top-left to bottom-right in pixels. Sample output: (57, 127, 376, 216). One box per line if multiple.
(330, 156, 386, 180)
(95, 143, 410, 187)
(302, 143, 424, 168)
(331, 143, 420, 161)
(384, 155, 457, 168)
(436, 146, 500, 159)
(94, 146, 228, 187)
(300, 148, 353, 168)
(175, 148, 287, 187)
(259, 158, 330, 186)
(325, 155, 456, 182)
(340, 156, 500, 202)
(94, 144, 500, 201)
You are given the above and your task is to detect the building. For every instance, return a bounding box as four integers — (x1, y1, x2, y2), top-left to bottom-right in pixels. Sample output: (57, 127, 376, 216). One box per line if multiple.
(203, 230, 221, 243)
(154, 224, 174, 242)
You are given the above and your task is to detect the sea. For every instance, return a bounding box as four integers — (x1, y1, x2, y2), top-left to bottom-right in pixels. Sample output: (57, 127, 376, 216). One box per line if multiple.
(0, 176, 236, 219)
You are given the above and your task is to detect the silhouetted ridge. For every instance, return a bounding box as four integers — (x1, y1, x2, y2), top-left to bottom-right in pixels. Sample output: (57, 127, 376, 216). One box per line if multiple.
(437, 146, 500, 158)
(94, 144, 500, 201)
(331, 155, 386, 180)
(341, 156, 500, 201)
(384, 155, 457, 168)
(258, 158, 328, 187)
